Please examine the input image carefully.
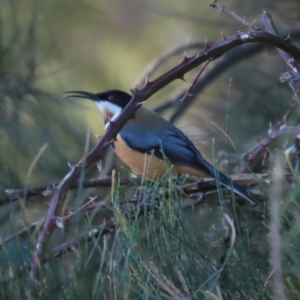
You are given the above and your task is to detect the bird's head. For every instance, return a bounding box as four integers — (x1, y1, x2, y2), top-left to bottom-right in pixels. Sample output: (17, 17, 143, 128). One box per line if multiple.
(65, 89, 132, 126)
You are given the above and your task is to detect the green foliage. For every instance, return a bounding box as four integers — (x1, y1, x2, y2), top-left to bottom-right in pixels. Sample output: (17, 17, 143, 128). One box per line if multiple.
(0, 1, 89, 190)
(0, 177, 299, 299)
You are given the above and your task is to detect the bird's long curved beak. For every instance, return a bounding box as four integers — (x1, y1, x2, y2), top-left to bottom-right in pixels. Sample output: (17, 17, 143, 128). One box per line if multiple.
(63, 91, 96, 101)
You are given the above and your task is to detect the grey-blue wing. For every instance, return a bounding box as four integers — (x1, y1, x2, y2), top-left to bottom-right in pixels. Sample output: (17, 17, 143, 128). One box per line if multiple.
(119, 119, 255, 204)
(119, 121, 209, 173)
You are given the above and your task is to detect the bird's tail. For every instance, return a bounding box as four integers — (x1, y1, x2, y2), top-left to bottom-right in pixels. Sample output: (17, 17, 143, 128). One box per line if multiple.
(201, 159, 256, 204)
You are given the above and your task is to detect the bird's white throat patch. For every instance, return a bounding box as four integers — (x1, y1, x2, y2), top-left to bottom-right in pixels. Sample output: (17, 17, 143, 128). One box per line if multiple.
(95, 101, 122, 131)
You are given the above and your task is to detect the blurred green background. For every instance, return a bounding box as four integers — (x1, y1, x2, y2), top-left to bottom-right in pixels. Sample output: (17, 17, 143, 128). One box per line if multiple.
(0, 0, 299, 188)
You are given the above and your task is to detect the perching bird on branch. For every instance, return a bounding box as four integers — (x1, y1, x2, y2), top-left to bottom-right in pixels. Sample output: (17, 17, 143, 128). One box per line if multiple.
(66, 89, 255, 204)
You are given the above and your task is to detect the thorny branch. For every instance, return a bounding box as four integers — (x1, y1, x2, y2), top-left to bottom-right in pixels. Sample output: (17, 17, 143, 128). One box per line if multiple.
(262, 11, 300, 82)
(151, 29, 300, 123)
(0, 177, 132, 206)
(15, 29, 300, 282)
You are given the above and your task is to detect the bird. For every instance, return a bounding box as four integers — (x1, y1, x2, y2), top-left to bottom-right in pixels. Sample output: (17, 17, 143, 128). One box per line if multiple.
(66, 89, 255, 204)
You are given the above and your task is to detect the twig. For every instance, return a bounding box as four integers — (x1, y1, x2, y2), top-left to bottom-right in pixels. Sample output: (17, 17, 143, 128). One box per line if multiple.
(210, 1, 260, 31)
(262, 11, 300, 80)
(0, 197, 100, 250)
(277, 100, 299, 128)
(0, 221, 41, 247)
(262, 11, 300, 103)
(236, 126, 300, 174)
(181, 59, 211, 102)
(135, 42, 205, 87)
(0, 177, 132, 206)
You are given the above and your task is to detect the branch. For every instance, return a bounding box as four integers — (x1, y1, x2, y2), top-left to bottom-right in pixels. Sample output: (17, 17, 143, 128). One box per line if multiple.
(262, 11, 300, 81)
(0, 177, 132, 206)
(236, 126, 300, 173)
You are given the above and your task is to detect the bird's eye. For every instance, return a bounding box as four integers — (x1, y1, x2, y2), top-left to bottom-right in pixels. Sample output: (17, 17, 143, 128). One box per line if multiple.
(108, 95, 115, 101)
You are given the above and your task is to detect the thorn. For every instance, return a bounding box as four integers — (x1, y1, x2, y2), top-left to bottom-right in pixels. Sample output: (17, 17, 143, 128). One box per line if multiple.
(55, 217, 64, 229)
(41, 188, 53, 197)
(144, 77, 153, 87)
(268, 129, 276, 139)
(279, 115, 286, 130)
(285, 33, 291, 43)
(221, 31, 227, 40)
(204, 39, 210, 50)
(88, 196, 97, 203)
(182, 52, 190, 63)
(108, 119, 116, 128)
(177, 74, 187, 82)
(130, 87, 139, 96)
(67, 162, 74, 169)
(262, 151, 269, 165)
(268, 122, 274, 136)
(131, 114, 136, 120)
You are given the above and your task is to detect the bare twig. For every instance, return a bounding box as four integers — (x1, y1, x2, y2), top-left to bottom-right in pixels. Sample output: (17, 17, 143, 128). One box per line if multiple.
(135, 42, 205, 86)
(210, 1, 260, 31)
(0, 177, 132, 206)
(262, 11, 300, 81)
(236, 126, 300, 174)
(262, 11, 300, 104)
(181, 59, 211, 102)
